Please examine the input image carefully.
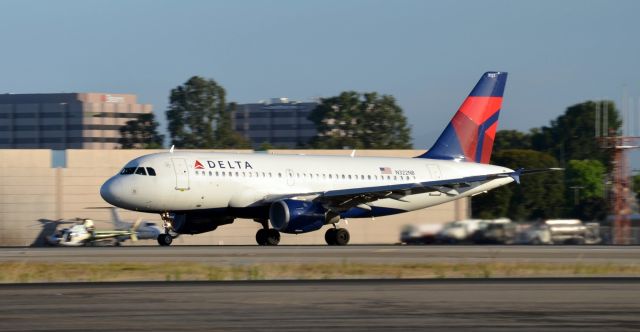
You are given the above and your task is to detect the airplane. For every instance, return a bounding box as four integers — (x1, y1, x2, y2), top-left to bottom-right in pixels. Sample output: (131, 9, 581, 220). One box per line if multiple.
(46, 218, 141, 246)
(100, 71, 555, 246)
(109, 207, 162, 241)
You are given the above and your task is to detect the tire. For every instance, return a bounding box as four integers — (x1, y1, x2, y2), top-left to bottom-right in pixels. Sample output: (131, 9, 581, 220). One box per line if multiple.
(325, 228, 337, 245)
(266, 229, 280, 246)
(334, 228, 350, 246)
(157, 234, 173, 246)
(256, 229, 268, 246)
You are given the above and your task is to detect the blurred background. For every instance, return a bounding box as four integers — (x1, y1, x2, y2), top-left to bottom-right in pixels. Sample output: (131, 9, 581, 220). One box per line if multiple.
(1, 0, 640, 245)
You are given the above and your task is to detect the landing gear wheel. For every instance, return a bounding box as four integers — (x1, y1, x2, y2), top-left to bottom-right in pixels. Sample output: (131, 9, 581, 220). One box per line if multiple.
(325, 228, 337, 245)
(266, 229, 280, 246)
(157, 234, 173, 246)
(334, 228, 350, 246)
(325, 228, 349, 246)
(256, 229, 267, 245)
(256, 229, 280, 246)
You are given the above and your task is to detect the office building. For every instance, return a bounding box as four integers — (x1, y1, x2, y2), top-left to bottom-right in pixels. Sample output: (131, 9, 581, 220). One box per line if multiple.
(233, 98, 318, 148)
(0, 93, 152, 149)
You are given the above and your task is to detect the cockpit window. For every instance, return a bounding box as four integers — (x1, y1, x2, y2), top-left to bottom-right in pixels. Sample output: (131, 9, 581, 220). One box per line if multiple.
(135, 167, 147, 175)
(146, 167, 156, 176)
(120, 167, 136, 175)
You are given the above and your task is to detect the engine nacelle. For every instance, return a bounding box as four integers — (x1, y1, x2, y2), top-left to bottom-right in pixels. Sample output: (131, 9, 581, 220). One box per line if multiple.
(269, 199, 338, 234)
(171, 213, 234, 234)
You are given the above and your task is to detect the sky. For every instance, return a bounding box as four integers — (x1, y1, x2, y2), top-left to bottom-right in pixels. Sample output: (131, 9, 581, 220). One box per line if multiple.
(1, 0, 640, 149)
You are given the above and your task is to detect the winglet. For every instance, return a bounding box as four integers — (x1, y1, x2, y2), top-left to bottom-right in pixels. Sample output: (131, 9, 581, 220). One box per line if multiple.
(510, 168, 522, 185)
(170, 145, 175, 153)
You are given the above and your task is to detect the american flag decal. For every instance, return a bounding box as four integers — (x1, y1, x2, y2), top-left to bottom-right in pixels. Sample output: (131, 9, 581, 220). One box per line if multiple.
(379, 167, 392, 174)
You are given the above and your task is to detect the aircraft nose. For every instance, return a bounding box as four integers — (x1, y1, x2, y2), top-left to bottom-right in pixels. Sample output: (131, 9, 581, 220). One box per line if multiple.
(100, 177, 122, 206)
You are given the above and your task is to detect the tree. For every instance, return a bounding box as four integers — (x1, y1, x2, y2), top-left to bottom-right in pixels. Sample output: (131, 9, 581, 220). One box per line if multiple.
(118, 113, 164, 149)
(493, 130, 532, 153)
(308, 91, 412, 149)
(166, 76, 250, 149)
(565, 159, 605, 201)
(565, 159, 607, 220)
(531, 101, 621, 168)
(472, 149, 565, 221)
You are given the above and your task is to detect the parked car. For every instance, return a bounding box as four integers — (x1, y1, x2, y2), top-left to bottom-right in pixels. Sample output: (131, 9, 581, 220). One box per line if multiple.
(400, 224, 443, 244)
(471, 221, 517, 244)
(515, 219, 601, 245)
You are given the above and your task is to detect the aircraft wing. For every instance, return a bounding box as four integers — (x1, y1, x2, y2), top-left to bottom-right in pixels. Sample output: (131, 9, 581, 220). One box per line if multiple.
(316, 171, 519, 211)
(262, 168, 561, 212)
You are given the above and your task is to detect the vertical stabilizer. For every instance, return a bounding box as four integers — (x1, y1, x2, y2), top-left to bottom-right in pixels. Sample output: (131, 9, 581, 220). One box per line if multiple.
(417, 72, 507, 163)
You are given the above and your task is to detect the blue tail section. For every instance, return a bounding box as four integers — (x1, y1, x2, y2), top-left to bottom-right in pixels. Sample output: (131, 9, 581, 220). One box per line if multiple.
(417, 72, 508, 163)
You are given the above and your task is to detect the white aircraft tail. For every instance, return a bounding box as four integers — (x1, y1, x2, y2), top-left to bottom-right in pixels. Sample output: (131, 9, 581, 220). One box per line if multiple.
(110, 208, 130, 230)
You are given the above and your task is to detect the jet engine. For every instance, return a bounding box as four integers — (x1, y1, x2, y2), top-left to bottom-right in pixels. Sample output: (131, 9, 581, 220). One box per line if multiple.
(269, 199, 339, 234)
(171, 213, 234, 234)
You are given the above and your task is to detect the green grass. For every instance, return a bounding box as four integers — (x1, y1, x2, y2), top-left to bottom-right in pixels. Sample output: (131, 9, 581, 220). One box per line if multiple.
(1, 261, 639, 283)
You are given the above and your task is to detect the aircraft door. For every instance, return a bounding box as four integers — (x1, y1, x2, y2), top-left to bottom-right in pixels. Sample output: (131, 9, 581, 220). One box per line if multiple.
(427, 164, 442, 180)
(286, 168, 295, 186)
(172, 158, 190, 190)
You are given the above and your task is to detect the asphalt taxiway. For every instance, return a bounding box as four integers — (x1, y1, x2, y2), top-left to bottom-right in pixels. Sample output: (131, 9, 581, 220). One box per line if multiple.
(1, 278, 639, 331)
(1, 245, 639, 265)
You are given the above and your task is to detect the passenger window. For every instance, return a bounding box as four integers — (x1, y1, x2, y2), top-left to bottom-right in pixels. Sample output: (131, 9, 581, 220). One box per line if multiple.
(209, 171, 212, 176)
(146, 167, 156, 176)
(216, 171, 219, 176)
(348, 175, 352, 179)
(135, 167, 147, 176)
(120, 167, 136, 175)
(367, 175, 371, 180)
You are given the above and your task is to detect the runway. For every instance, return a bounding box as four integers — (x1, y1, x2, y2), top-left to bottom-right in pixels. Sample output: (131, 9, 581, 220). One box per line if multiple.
(1, 278, 639, 331)
(1, 245, 639, 265)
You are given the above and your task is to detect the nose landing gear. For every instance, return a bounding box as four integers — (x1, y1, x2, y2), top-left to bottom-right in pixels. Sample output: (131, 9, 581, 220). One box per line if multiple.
(157, 233, 173, 246)
(158, 212, 178, 246)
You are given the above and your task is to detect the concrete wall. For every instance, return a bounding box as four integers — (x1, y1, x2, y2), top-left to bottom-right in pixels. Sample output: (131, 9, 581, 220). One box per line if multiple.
(0, 149, 468, 246)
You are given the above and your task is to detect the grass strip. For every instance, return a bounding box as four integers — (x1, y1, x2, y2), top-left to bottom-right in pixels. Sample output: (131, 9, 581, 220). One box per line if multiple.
(0, 261, 639, 283)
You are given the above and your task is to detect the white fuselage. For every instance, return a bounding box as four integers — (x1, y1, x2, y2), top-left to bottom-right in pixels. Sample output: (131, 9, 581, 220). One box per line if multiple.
(100, 151, 514, 219)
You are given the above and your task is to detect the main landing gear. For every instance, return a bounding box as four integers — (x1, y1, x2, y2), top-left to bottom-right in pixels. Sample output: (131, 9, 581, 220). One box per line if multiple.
(256, 228, 280, 246)
(325, 227, 350, 246)
(255, 220, 280, 246)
